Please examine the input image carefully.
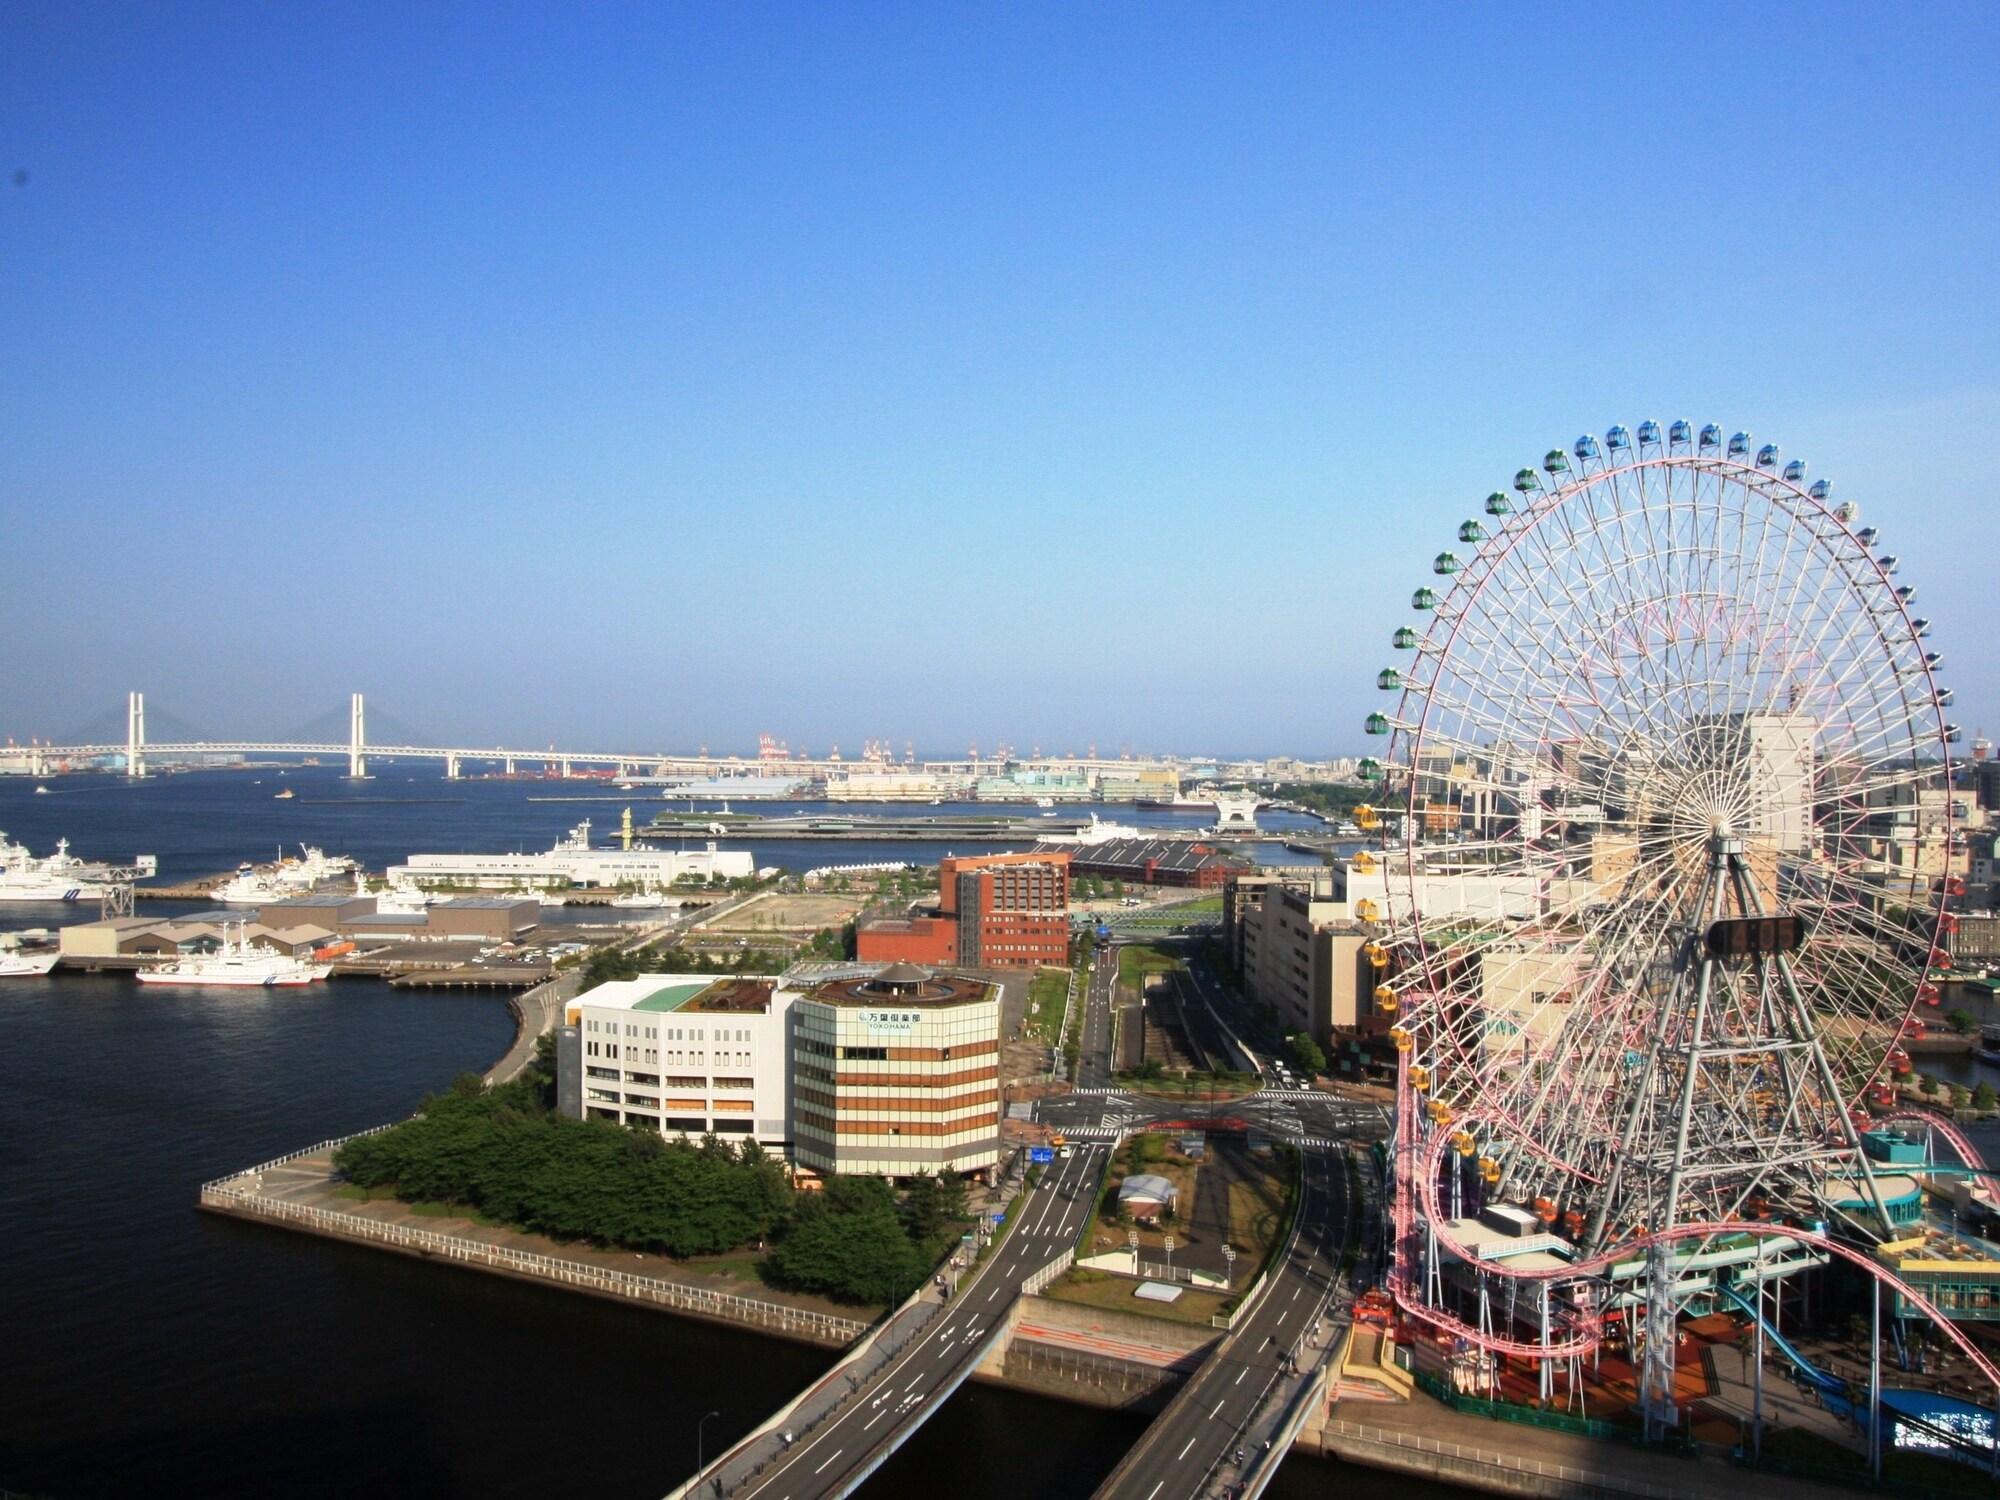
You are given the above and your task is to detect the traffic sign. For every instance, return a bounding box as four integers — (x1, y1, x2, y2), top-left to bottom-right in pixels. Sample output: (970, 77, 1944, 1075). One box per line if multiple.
(1029, 1146, 1055, 1164)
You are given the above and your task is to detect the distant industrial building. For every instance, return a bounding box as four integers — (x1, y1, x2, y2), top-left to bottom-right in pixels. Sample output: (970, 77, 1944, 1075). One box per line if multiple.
(1095, 767, 1180, 803)
(553, 960, 1002, 1180)
(57, 893, 538, 962)
(857, 851, 1070, 968)
(1033, 836, 1245, 890)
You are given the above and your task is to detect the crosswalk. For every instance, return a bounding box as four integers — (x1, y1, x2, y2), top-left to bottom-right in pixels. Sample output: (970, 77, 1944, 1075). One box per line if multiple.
(1072, 1087, 1128, 1097)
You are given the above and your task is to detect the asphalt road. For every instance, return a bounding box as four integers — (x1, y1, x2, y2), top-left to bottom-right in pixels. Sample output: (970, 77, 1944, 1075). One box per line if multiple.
(735, 1142, 1111, 1500)
(1093, 1145, 1354, 1500)
(1077, 946, 1119, 1088)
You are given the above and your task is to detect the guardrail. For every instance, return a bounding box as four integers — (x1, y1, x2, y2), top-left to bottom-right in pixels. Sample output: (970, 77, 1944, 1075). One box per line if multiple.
(199, 1125, 398, 1192)
(1236, 1359, 1331, 1499)
(1323, 1419, 1695, 1500)
(1021, 1247, 1074, 1297)
(201, 1184, 866, 1344)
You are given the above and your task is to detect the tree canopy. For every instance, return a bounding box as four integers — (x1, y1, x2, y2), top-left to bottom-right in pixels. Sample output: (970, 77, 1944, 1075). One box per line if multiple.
(334, 1077, 972, 1304)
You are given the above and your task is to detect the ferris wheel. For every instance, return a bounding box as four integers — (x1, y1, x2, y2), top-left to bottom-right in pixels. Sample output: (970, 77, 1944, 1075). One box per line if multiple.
(1361, 420, 1958, 1255)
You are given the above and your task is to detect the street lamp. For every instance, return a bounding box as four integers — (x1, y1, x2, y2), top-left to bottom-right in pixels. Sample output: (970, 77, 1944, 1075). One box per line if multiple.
(697, 1409, 722, 1479)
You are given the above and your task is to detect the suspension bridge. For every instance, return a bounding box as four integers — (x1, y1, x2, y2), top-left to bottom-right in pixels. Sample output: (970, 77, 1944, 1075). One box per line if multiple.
(6, 694, 1173, 782)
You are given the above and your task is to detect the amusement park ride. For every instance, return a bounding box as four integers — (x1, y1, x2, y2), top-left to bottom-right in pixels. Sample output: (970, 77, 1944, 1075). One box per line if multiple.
(1356, 420, 1999, 1455)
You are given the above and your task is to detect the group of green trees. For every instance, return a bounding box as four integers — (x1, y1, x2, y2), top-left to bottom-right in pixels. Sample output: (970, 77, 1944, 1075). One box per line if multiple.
(765, 1171, 968, 1304)
(1286, 1031, 1327, 1076)
(799, 922, 855, 960)
(333, 1074, 974, 1304)
(580, 941, 787, 988)
(1909, 1072, 1997, 1111)
(1073, 875, 1128, 901)
(337, 1079, 792, 1256)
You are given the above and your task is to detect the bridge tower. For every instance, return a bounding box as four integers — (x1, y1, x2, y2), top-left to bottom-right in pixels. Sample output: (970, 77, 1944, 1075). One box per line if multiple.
(445, 753, 461, 779)
(348, 693, 368, 778)
(125, 692, 147, 779)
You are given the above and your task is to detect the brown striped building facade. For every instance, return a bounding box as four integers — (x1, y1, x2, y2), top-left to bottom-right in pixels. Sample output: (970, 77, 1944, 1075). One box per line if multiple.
(791, 964, 1003, 1180)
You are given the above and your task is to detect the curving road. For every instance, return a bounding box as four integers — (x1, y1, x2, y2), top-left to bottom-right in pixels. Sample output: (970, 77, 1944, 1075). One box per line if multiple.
(724, 1141, 1111, 1500)
(1092, 1144, 1354, 1500)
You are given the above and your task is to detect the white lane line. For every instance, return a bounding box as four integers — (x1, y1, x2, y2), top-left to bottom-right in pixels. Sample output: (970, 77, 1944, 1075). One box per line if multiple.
(813, 1450, 842, 1475)
(1177, 1436, 1198, 1460)
(905, 1374, 924, 1392)
(1146, 1484, 1163, 1500)
(1209, 1398, 1224, 1419)
(1235, 1367, 1248, 1386)
(863, 1409, 887, 1431)
(986, 1286, 999, 1302)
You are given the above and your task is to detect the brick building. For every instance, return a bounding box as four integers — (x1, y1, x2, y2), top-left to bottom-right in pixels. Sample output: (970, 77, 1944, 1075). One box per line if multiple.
(856, 851, 1071, 968)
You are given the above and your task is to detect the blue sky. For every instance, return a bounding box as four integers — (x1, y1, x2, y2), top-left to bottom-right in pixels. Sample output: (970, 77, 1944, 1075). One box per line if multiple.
(4, 3, 1996, 757)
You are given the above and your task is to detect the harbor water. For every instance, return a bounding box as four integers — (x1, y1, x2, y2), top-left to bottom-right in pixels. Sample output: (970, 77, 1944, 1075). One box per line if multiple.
(0, 769, 1429, 1500)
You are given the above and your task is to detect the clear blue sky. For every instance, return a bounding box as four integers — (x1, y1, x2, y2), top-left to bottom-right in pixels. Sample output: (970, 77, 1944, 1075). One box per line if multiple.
(4, 3, 1996, 757)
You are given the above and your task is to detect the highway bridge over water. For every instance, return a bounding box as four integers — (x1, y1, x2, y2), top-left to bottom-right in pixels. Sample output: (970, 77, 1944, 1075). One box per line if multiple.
(10, 693, 1200, 784)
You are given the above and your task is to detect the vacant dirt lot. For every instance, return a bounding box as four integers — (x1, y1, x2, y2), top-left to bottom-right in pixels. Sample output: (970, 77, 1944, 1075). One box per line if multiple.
(700, 892, 866, 933)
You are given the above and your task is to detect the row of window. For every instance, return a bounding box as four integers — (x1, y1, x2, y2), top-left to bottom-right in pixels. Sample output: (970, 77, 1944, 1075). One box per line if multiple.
(582, 1018, 756, 1044)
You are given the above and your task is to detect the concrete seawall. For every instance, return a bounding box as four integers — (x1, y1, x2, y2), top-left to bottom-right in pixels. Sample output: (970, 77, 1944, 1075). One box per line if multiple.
(200, 1180, 867, 1348)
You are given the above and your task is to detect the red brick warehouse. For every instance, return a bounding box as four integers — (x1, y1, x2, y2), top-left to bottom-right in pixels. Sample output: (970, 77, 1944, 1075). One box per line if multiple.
(857, 851, 1072, 969)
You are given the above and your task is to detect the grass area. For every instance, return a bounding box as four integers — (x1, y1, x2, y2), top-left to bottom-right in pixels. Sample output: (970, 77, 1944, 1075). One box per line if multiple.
(1113, 1068, 1258, 1100)
(1026, 966, 1070, 1041)
(1041, 1267, 1231, 1326)
(686, 1251, 765, 1281)
(405, 1199, 504, 1227)
(1226, 1167, 1289, 1266)
(1117, 943, 1181, 991)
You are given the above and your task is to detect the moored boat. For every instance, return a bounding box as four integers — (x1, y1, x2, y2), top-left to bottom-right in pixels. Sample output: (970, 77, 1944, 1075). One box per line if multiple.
(136, 923, 332, 988)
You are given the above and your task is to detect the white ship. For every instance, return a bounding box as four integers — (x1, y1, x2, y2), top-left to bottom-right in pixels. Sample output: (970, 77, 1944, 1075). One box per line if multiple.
(0, 831, 157, 902)
(1037, 813, 1143, 847)
(0, 948, 58, 977)
(608, 889, 668, 908)
(136, 923, 332, 988)
(350, 871, 435, 915)
(625, 774, 807, 800)
(212, 845, 358, 905)
(390, 819, 753, 895)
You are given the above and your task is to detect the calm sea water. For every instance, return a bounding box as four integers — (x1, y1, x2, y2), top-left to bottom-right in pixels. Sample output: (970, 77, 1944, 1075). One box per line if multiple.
(0, 769, 1428, 1499)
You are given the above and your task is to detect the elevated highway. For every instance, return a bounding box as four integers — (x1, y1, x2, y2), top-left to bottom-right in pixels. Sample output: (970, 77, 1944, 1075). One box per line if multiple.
(672, 1142, 1110, 1500)
(1090, 1143, 1358, 1500)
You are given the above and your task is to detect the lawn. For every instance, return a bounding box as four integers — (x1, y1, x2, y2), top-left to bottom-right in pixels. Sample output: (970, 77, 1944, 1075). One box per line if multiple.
(1026, 966, 1071, 1040)
(1040, 1267, 1232, 1326)
(1117, 943, 1180, 990)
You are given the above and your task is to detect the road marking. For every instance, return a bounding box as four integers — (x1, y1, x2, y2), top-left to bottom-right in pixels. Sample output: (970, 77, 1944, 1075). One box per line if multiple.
(1209, 1398, 1224, 1419)
(1178, 1436, 1198, 1460)
(986, 1287, 998, 1302)
(905, 1374, 924, 1392)
(1235, 1367, 1248, 1386)
(813, 1450, 842, 1475)
(863, 1409, 887, 1431)
(1291, 1287, 1301, 1301)
(1146, 1485, 1163, 1500)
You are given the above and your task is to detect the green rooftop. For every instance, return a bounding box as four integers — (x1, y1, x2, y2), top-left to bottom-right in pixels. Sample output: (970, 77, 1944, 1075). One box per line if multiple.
(632, 981, 716, 1013)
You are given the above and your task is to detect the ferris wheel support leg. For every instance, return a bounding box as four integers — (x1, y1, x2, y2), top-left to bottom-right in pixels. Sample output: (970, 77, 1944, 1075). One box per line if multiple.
(1586, 850, 1724, 1255)
(1660, 843, 1732, 1227)
(1870, 1278, 1883, 1479)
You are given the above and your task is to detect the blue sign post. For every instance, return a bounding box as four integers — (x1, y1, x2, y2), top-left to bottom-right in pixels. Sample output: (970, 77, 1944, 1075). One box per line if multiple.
(1029, 1146, 1055, 1165)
